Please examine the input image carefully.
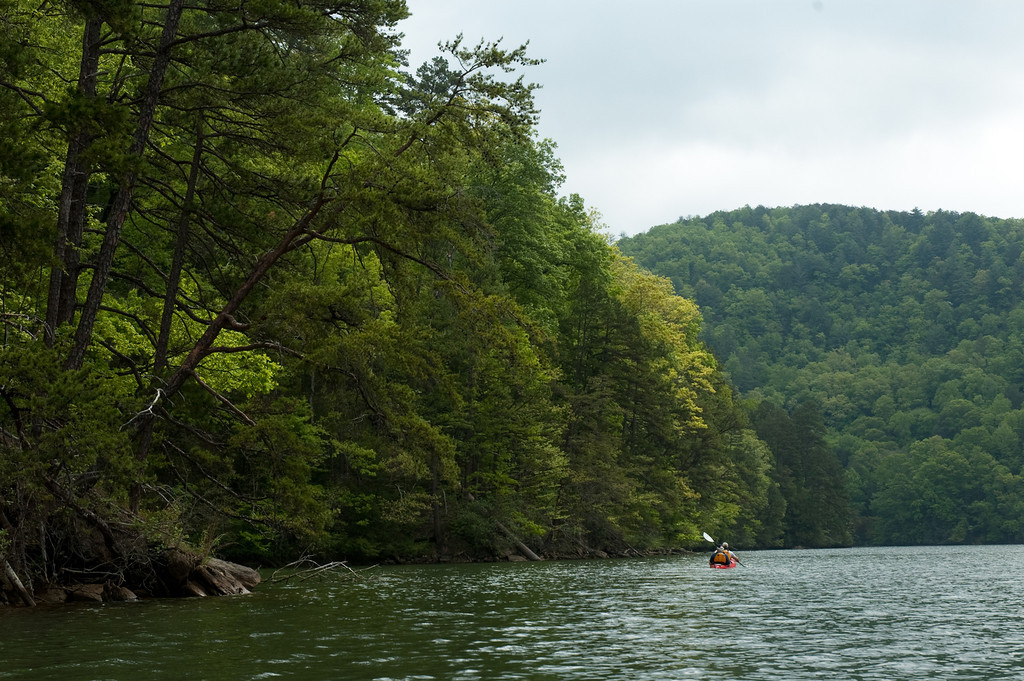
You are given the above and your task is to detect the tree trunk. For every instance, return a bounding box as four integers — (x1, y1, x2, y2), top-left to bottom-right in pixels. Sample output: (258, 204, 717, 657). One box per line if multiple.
(431, 459, 443, 552)
(159, 190, 332, 399)
(153, 114, 203, 376)
(2, 560, 36, 607)
(129, 115, 204, 513)
(67, 0, 186, 370)
(45, 17, 102, 345)
(496, 521, 543, 561)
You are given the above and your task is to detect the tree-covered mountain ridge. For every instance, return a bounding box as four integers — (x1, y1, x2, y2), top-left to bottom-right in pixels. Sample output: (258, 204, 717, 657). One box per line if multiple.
(618, 203, 1024, 545)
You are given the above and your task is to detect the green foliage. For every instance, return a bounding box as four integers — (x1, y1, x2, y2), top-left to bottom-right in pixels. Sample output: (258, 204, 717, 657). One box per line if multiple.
(749, 401, 852, 547)
(621, 204, 1024, 546)
(0, 0, 788, 589)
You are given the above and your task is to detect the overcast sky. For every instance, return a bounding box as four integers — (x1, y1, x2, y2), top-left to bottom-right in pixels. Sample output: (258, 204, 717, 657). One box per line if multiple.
(398, 1, 1024, 236)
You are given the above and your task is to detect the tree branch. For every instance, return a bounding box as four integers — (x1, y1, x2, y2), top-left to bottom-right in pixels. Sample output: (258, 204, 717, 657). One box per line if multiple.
(0, 80, 47, 115)
(205, 341, 303, 358)
(190, 372, 256, 427)
(161, 152, 340, 400)
(123, 389, 165, 430)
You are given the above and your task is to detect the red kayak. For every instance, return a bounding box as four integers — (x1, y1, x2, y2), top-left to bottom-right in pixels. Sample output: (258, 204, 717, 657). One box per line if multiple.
(709, 549, 738, 568)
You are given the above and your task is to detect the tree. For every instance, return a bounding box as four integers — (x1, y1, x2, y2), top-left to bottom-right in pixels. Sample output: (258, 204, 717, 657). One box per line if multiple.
(749, 401, 852, 547)
(0, 0, 555, 587)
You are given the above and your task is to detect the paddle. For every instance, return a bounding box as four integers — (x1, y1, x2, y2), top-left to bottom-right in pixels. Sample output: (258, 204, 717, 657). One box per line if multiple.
(702, 531, 745, 566)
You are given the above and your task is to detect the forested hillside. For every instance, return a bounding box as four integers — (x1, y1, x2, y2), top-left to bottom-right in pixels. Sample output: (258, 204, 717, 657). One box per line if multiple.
(619, 204, 1024, 545)
(0, 0, 820, 599)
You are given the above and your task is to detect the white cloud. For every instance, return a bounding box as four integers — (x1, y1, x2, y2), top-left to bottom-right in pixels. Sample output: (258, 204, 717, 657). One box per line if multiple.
(400, 0, 1024, 234)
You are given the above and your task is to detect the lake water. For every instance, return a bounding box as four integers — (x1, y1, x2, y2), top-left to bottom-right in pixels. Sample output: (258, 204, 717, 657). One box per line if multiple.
(2, 545, 1023, 680)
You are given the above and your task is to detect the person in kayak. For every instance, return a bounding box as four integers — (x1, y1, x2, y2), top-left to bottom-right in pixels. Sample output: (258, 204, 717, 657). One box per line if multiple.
(709, 542, 737, 566)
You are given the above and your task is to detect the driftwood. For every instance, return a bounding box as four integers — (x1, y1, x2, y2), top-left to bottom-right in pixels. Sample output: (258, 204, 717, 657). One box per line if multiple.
(2, 560, 36, 607)
(0, 541, 260, 606)
(462, 493, 543, 562)
(267, 557, 376, 584)
(160, 549, 261, 597)
(194, 557, 260, 595)
(495, 521, 543, 561)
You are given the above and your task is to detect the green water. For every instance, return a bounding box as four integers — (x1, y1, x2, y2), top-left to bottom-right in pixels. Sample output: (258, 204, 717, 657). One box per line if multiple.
(2, 545, 1023, 680)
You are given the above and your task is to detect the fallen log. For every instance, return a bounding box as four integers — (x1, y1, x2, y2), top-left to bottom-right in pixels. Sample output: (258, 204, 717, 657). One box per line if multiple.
(3, 560, 37, 607)
(159, 549, 261, 597)
(495, 521, 543, 561)
(194, 557, 260, 595)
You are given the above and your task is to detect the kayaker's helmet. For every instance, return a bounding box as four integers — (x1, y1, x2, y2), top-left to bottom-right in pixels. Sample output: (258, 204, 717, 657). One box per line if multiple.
(722, 543, 729, 549)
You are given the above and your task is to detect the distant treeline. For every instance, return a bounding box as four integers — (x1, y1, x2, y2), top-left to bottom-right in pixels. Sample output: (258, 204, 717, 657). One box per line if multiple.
(619, 204, 1024, 545)
(1, 0, 839, 596)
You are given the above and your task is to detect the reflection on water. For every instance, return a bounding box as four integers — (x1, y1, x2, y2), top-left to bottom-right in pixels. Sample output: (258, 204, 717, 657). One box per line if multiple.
(2, 545, 1024, 680)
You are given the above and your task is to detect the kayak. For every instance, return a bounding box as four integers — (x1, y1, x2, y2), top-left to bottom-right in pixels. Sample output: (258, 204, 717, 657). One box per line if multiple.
(710, 558, 738, 569)
(709, 549, 738, 568)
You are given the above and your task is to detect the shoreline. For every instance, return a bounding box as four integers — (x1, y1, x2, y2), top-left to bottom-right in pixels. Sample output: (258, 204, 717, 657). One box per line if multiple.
(2, 546, 701, 608)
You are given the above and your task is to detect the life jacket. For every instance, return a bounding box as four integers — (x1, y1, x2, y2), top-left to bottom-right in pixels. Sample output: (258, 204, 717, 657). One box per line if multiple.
(710, 550, 730, 565)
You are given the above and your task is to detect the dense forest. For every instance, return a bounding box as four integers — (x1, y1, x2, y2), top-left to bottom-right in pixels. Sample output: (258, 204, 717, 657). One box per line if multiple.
(619, 204, 1024, 546)
(0, 0, 842, 601)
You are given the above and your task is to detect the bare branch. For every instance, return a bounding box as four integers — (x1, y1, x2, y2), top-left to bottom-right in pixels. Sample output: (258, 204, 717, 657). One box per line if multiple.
(168, 19, 272, 48)
(0, 80, 47, 115)
(163, 440, 265, 503)
(95, 338, 147, 389)
(123, 388, 165, 430)
(190, 372, 256, 426)
(299, 231, 467, 293)
(205, 341, 303, 359)
(267, 557, 378, 584)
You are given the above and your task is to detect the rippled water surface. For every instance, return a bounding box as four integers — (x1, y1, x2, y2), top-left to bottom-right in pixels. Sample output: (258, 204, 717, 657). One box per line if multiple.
(3, 545, 1024, 680)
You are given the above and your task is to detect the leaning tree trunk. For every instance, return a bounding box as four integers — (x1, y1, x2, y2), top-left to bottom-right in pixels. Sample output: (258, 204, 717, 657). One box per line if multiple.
(131, 116, 203, 513)
(2, 560, 36, 607)
(66, 0, 186, 371)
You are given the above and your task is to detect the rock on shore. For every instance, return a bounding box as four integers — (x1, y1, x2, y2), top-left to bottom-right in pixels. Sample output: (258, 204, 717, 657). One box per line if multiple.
(157, 549, 262, 598)
(2, 551, 261, 606)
